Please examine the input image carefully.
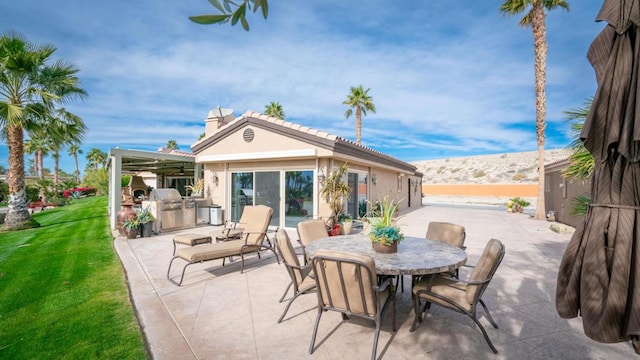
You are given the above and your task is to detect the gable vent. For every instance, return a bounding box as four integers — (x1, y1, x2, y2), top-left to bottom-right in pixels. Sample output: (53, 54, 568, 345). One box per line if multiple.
(243, 128, 255, 142)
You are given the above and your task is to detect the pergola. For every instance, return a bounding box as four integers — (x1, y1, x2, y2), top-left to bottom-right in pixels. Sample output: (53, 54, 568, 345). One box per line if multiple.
(107, 148, 198, 230)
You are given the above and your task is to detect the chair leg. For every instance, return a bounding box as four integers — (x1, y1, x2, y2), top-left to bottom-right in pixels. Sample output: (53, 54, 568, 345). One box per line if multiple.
(176, 262, 195, 286)
(240, 252, 246, 273)
(278, 290, 303, 323)
(479, 299, 499, 328)
(410, 295, 421, 332)
(469, 314, 498, 354)
(309, 308, 323, 354)
(167, 256, 179, 279)
(371, 321, 381, 360)
(279, 281, 293, 303)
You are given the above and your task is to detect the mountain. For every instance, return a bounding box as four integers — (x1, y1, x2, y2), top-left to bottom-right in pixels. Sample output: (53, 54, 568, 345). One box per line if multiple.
(411, 149, 571, 184)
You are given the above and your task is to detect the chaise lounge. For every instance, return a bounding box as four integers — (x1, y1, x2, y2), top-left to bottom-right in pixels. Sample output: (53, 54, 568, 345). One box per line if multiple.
(167, 205, 278, 286)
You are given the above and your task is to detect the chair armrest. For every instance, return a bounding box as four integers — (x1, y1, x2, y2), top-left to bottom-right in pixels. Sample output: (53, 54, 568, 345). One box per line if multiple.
(376, 277, 394, 293)
(241, 231, 268, 245)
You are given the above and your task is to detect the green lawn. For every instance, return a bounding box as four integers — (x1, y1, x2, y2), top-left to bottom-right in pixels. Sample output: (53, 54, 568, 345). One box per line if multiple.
(0, 196, 147, 359)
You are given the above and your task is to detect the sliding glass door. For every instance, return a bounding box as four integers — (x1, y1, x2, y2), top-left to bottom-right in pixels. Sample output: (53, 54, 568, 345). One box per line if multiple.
(284, 170, 314, 228)
(230, 171, 280, 227)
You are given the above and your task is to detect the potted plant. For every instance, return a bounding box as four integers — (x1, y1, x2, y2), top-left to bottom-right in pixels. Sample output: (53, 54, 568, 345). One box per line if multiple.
(337, 212, 353, 235)
(367, 197, 404, 253)
(186, 179, 204, 197)
(507, 197, 530, 213)
(123, 215, 140, 239)
(136, 206, 156, 237)
(319, 163, 351, 235)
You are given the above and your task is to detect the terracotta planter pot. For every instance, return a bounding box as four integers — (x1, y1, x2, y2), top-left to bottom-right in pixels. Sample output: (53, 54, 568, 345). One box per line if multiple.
(371, 241, 398, 253)
(329, 224, 342, 236)
(117, 203, 136, 236)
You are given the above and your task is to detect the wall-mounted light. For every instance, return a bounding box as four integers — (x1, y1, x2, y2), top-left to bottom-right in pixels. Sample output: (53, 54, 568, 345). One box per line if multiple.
(212, 171, 219, 186)
(318, 167, 326, 183)
(371, 173, 377, 185)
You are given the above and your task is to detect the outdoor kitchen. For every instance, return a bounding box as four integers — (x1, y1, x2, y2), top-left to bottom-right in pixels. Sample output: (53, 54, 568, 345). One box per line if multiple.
(142, 188, 221, 233)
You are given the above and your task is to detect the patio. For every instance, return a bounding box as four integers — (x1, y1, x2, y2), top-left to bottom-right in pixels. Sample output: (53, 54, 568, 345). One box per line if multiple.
(114, 203, 638, 359)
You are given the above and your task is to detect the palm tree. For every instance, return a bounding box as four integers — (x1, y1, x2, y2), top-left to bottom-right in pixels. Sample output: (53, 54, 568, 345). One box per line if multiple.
(562, 99, 593, 216)
(86, 148, 107, 170)
(166, 139, 179, 150)
(343, 85, 376, 144)
(0, 31, 86, 230)
(23, 138, 41, 178)
(563, 98, 593, 180)
(500, 0, 570, 220)
(67, 142, 83, 183)
(264, 101, 285, 119)
(45, 107, 86, 185)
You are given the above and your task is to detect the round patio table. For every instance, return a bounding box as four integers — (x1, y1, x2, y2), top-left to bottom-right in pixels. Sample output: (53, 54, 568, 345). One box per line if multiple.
(305, 234, 467, 276)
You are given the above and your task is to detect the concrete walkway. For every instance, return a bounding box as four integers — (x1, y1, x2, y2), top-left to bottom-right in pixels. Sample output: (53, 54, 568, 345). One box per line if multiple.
(114, 204, 638, 359)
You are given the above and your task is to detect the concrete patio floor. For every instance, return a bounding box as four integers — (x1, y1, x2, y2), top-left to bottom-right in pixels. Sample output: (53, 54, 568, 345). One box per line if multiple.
(114, 204, 639, 359)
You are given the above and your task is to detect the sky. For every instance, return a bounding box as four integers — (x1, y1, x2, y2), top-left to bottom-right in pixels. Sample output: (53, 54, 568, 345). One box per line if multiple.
(0, 1, 606, 175)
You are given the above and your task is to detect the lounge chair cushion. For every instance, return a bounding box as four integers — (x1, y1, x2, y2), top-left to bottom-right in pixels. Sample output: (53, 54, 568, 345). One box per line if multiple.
(176, 240, 257, 263)
(173, 233, 212, 246)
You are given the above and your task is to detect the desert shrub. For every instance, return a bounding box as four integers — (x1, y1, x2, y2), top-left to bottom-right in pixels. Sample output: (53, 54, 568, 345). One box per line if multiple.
(512, 173, 526, 181)
(473, 170, 486, 178)
(437, 166, 445, 174)
(451, 168, 461, 173)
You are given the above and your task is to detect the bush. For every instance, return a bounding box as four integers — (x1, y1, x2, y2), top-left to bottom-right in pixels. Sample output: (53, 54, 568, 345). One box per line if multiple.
(83, 169, 109, 195)
(26, 185, 40, 202)
(63, 187, 97, 198)
(473, 170, 486, 178)
(512, 173, 526, 181)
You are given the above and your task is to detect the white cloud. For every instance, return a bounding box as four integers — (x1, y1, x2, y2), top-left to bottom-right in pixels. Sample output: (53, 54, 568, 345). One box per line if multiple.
(0, 1, 605, 172)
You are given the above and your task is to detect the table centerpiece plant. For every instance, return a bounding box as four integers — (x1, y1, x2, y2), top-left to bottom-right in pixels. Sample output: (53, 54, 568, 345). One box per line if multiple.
(367, 196, 403, 253)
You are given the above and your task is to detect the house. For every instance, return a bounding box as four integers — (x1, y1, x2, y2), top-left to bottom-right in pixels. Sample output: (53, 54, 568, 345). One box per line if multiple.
(544, 158, 591, 228)
(191, 109, 423, 229)
(106, 109, 423, 231)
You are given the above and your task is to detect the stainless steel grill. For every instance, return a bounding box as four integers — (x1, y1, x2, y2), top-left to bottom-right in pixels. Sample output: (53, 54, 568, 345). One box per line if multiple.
(149, 189, 183, 210)
(146, 189, 184, 232)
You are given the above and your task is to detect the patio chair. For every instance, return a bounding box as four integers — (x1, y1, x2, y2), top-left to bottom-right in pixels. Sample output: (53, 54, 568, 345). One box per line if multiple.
(212, 208, 253, 242)
(167, 205, 278, 286)
(426, 221, 466, 277)
(296, 219, 329, 264)
(275, 229, 316, 323)
(409, 238, 505, 354)
(309, 250, 396, 360)
(426, 221, 466, 249)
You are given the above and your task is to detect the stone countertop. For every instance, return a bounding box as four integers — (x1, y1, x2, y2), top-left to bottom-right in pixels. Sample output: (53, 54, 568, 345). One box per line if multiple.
(305, 235, 467, 276)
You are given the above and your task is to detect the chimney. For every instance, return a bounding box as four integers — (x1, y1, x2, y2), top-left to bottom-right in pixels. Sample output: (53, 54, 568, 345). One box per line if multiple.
(204, 106, 234, 136)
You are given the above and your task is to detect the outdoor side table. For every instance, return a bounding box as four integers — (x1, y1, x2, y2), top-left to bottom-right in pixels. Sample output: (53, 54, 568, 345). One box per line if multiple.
(172, 233, 213, 256)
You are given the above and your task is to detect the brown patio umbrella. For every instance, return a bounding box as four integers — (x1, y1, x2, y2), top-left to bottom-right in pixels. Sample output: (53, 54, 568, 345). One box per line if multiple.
(556, 0, 640, 353)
